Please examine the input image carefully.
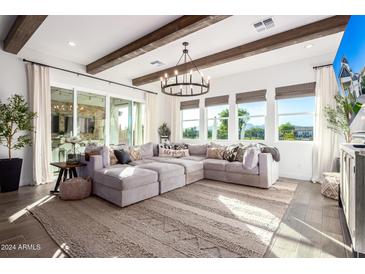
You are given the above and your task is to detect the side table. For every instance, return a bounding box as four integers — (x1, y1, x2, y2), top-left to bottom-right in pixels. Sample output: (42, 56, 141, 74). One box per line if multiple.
(50, 162, 87, 194)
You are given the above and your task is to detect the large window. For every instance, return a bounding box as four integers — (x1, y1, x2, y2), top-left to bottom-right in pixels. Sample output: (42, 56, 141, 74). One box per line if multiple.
(181, 108, 200, 139)
(207, 104, 229, 140)
(237, 101, 266, 140)
(277, 96, 315, 141)
(109, 97, 132, 145)
(77, 91, 106, 147)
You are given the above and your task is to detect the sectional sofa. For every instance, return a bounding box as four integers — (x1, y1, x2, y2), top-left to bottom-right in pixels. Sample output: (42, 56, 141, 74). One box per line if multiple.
(82, 143, 279, 207)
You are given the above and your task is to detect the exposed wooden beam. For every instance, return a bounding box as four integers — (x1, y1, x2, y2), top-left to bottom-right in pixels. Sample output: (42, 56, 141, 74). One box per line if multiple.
(132, 15, 350, 86)
(3, 15, 48, 54)
(86, 15, 231, 74)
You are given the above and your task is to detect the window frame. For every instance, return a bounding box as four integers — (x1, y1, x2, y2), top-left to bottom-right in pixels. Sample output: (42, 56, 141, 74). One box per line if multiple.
(206, 104, 229, 141)
(276, 96, 315, 142)
(180, 107, 200, 140)
(237, 101, 266, 141)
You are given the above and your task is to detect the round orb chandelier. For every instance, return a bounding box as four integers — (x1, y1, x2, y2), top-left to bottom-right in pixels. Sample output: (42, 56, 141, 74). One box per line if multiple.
(160, 42, 210, 97)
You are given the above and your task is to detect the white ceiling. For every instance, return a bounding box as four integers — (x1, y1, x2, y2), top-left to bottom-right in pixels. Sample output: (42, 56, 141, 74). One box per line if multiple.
(0, 15, 342, 83)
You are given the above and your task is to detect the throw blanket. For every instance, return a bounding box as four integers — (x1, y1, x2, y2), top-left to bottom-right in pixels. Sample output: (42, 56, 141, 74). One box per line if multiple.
(258, 143, 280, 162)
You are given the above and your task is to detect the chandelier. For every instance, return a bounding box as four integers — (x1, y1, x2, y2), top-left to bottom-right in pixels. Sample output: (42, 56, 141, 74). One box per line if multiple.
(160, 42, 210, 97)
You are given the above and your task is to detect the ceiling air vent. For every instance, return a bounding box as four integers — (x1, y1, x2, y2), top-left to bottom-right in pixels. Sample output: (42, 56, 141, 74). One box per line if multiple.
(253, 17, 275, 33)
(150, 60, 166, 67)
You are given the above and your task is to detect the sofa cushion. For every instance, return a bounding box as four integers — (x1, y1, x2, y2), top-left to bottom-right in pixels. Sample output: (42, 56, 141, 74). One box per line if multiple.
(129, 159, 155, 166)
(206, 147, 225, 159)
(136, 162, 184, 180)
(188, 144, 208, 156)
(149, 157, 203, 173)
(181, 155, 206, 162)
(94, 164, 158, 191)
(140, 142, 154, 159)
(203, 158, 227, 171)
(225, 161, 259, 175)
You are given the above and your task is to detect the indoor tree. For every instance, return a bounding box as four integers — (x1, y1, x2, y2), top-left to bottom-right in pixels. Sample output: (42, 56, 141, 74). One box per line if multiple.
(324, 93, 356, 143)
(0, 95, 37, 159)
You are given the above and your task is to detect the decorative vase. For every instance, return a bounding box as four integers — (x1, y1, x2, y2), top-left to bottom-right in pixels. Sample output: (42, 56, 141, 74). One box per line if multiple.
(66, 145, 81, 164)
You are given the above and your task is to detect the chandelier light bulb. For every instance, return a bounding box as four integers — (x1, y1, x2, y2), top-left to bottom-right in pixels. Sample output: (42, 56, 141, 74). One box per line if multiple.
(164, 73, 168, 78)
(174, 70, 178, 75)
(160, 77, 163, 82)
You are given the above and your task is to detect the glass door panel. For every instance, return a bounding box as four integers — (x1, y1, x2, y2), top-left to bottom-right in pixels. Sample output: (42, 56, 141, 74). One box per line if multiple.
(109, 97, 132, 145)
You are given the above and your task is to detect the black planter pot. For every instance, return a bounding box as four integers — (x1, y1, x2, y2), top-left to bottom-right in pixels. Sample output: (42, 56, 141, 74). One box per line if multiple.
(0, 158, 23, 193)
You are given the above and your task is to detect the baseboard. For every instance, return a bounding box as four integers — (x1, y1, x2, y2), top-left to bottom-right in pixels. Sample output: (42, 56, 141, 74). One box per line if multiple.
(279, 172, 311, 181)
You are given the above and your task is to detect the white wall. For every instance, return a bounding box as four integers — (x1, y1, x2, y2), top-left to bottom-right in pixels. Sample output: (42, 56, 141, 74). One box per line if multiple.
(174, 53, 335, 180)
(0, 51, 33, 186)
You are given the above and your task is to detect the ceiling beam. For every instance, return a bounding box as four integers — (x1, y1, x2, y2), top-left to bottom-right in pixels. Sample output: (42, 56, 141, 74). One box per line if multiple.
(3, 15, 48, 54)
(86, 15, 231, 75)
(132, 15, 350, 86)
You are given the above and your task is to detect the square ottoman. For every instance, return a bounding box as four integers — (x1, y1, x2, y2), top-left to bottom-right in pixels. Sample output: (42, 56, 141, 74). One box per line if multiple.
(93, 164, 159, 207)
(136, 162, 185, 194)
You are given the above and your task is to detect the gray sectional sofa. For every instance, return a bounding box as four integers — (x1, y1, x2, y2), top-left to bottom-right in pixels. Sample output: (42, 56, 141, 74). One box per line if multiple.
(83, 143, 279, 207)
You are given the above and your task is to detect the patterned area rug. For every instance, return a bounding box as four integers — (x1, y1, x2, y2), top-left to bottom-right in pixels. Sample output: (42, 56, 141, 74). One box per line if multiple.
(29, 179, 297, 258)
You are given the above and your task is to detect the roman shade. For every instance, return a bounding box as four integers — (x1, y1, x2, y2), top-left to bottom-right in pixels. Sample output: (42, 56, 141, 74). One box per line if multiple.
(180, 99, 199, 110)
(275, 82, 316, 99)
(205, 95, 229, 107)
(236, 89, 266, 104)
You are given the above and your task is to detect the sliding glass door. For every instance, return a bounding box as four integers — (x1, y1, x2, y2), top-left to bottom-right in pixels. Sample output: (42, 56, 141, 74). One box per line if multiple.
(50, 87, 74, 163)
(109, 97, 132, 145)
(77, 91, 106, 150)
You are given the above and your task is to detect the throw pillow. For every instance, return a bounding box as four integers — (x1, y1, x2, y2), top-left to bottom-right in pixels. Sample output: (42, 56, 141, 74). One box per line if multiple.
(114, 149, 131, 164)
(206, 147, 225, 159)
(140, 142, 154, 159)
(242, 147, 260, 170)
(109, 149, 118, 165)
(235, 144, 248, 162)
(173, 143, 189, 150)
(159, 147, 190, 158)
(223, 145, 239, 162)
(129, 147, 142, 161)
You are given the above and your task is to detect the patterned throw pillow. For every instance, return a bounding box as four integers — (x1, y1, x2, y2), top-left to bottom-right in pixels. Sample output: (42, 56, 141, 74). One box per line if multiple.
(206, 147, 225, 159)
(235, 144, 248, 162)
(159, 147, 189, 158)
(223, 145, 239, 162)
(109, 149, 118, 165)
(129, 147, 142, 161)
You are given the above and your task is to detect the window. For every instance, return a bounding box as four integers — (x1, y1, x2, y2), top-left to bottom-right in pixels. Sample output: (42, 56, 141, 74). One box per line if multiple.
(77, 91, 106, 147)
(237, 101, 266, 140)
(109, 97, 132, 145)
(277, 96, 315, 141)
(207, 104, 229, 140)
(181, 108, 200, 139)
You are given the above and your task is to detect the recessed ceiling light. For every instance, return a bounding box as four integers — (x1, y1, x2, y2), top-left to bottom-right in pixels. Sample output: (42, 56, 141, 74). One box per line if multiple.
(68, 41, 76, 47)
(305, 44, 313, 49)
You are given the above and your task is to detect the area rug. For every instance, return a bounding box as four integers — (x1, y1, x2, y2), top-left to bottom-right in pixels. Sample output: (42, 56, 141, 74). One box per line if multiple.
(28, 179, 297, 258)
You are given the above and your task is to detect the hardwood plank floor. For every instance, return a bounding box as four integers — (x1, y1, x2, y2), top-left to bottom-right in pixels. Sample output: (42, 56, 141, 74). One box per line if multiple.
(0, 179, 351, 258)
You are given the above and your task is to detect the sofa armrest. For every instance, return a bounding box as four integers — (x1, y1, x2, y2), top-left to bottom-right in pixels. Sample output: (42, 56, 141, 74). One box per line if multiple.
(81, 155, 103, 178)
(258, 153, 279, 188)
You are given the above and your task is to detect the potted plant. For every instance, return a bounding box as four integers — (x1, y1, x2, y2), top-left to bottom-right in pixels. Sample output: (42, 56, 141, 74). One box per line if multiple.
(158, 122, 171, 142)
(0, 95, 36, 192)
(324, 93, 356, 143)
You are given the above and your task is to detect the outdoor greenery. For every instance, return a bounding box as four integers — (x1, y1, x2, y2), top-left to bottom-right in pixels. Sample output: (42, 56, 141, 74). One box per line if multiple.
(323, 93, 356, 143)
(182, 126, 199, 139)
(0, 95, 37, 159)
(278, 122, 295, 140)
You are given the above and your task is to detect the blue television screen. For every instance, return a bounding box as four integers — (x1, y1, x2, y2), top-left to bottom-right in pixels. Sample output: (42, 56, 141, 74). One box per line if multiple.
(333, 15, 365, 104)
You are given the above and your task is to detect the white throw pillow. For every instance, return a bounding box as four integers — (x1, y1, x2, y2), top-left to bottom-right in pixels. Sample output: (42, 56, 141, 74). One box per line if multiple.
(242, 147, 260, 170)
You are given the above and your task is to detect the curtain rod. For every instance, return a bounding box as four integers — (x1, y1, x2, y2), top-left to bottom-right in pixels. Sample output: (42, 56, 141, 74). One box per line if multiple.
(23, 59, 158, 95)
(313, 63, 333, 70)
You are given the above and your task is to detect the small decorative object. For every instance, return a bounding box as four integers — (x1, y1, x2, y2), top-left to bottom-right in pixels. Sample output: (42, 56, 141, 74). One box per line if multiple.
(321, 172, 340, 200)
(0, 95, 37, 192)
(158, 122, 171, 143)
(66, 136, 81, 164)
(160, 42, 210, 97)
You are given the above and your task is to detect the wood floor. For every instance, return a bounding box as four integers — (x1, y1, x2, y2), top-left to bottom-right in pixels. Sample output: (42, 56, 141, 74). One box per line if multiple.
(0, 179, 351, 258)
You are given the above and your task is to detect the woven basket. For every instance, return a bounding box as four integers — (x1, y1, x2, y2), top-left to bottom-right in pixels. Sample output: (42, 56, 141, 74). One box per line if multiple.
(60, 176, 92, 201)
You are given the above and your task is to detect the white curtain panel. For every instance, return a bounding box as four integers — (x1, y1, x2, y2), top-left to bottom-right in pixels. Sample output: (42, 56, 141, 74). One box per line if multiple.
(145, 92, 158, 143)
(312, 66, 339, 183)
(169, 96, 179, 143)
(26, 64, 53, 185)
